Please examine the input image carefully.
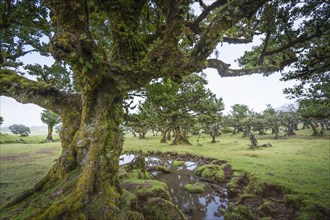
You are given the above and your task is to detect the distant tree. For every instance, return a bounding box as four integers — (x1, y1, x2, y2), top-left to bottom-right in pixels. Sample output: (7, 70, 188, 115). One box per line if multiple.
(0, 116, 3, 126)
(144, 73, 223, 145)
(249, 113, 267, 135)
(41, 110, 61, 141)
(229, 104, 252, 136)
(8, 124, 31, 137)
(126, 113, 149, 139)
(298, 100, 329, 136)
(196, 92, 224, 143)
(263, 104, 281, 139)
(278, 107, 300, 137)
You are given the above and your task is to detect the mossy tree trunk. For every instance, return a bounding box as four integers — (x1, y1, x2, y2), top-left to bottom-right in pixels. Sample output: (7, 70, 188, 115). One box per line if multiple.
(249, 132, 258, 147)
(307, 120, 321, 136)
(166, 129, 172, 141)
(3, 90, 125, 219)
(50, 93, 124, 219)
(171, 125, 190, 145)
(274, 127, 280, 139)
(160, 126, 172, 143)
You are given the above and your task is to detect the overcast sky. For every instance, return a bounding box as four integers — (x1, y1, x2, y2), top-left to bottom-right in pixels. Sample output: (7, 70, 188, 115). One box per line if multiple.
(0, 36, 296, 127)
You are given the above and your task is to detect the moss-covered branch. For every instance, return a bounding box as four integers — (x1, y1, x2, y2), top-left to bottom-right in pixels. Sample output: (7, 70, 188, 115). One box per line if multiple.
(207, 59, 279, 77)
(0, 69, 81, 114)
(191, 0, 227, 33)
(191, 0, 268, 63)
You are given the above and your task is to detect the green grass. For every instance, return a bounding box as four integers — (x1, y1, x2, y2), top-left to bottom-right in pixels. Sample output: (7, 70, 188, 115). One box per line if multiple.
(0, 129, 329, 210)
(0, 133, 60, 144)
(0, 142, 61, 203)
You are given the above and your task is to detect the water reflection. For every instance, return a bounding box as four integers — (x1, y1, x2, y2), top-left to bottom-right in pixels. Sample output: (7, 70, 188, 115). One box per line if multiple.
(120, 154, 227, 220)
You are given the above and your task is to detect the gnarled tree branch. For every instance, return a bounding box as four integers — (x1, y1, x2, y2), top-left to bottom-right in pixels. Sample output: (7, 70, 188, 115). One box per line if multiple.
(0, 69, 81, 114)
(207, 58, 279, 77)
(191, 0, 268, 63)
(192, 0, 227, 32)
(223, 37, 253, 44)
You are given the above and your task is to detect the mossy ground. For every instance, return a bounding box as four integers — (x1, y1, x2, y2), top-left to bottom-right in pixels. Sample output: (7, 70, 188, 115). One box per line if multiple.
(172, 160, 185, 166)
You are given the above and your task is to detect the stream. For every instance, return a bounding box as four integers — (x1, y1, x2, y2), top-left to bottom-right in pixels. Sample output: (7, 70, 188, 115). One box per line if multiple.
(120, 154, 228, 220)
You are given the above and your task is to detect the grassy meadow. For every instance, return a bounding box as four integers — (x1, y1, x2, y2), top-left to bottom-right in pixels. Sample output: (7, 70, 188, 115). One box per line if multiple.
(0, 129, 329, 213)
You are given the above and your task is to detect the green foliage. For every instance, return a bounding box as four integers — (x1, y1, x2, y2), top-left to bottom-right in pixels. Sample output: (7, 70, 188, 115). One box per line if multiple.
(41, 110, 61, 127)
(8, 124, 31, 136)
(24, 62, 75, 92)
(136, 73, 224, 143)
(0, 0, 51, 69)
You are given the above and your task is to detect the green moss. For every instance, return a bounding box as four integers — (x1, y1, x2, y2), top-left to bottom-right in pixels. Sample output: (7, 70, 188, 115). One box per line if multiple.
(238, 193, 255, 203)
(172, 161, 185, 167)
(119, 166, 129, 179)
(257, 200, 276, 217)
(120, 166, 152, 180)
(194, 164, 225, 183)
(142, 197, 187, 220)
(224, 204, 254, 220)
(122, 179, 170, 201)
(118, 211, 144, 220)
(243, 177, 264, 195)
(184, 182, 205, 193)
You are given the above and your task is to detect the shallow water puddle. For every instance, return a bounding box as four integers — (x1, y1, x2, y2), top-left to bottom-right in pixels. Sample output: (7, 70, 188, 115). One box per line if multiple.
(120, 154, 227, 220)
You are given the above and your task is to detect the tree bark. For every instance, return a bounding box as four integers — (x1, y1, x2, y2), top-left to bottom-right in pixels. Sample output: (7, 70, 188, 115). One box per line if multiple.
(2, 93, 125, 219)
(160, 126, 172, 143)
(171, 125, 190, 145)
(46, 125, 54, 141)
(46, 94, 123, 219)
(274, 127, 280, 139)
(211, 135, 216, 143)
(249, 132, 258, 148)
(307, 120, 320, 136)
(166, 129, 172, 141)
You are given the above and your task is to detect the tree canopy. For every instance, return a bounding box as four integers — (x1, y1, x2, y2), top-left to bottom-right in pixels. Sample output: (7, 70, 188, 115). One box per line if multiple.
(41, 109, 61, 141)
(8, 124, 31, 137)
(0, 0, 329, 219)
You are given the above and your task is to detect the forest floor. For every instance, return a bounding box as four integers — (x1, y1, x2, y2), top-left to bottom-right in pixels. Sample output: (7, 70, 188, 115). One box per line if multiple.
(1, 129, 329, 217)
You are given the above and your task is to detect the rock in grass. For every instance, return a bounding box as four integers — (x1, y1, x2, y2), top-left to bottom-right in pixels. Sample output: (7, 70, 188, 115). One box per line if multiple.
(184, 182, 205, 193)
(172, 161, 185, 167)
